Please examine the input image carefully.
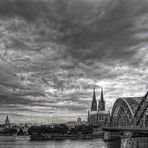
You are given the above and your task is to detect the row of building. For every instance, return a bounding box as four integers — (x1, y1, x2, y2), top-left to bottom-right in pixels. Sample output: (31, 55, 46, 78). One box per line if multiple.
(3, 88, 109, 128)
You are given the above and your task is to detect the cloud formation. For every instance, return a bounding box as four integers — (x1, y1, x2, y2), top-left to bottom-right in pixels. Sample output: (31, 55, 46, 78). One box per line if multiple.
(0, 0, 148, 123)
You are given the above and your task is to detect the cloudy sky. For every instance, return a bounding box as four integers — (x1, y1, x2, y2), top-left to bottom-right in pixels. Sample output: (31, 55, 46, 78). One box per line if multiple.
(0, 0, 148, 123)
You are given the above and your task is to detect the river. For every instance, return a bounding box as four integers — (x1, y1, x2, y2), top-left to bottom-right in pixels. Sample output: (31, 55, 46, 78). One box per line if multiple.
(0, 137, 148, 148)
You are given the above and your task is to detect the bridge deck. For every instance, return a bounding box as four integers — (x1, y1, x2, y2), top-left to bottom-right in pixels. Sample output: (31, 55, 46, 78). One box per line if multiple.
(103, 127, 148, 132)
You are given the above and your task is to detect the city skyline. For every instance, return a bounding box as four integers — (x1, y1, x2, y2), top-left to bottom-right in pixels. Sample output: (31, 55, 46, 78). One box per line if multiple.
(0, 0, 148, 123)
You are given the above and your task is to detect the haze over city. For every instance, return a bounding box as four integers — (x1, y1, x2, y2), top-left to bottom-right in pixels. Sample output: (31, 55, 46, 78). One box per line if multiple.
(0, 0, 148, 123)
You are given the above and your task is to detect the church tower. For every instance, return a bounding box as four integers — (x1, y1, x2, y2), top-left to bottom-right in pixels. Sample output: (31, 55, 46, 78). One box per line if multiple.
(5, 115, 10, 126)
(91, 89, 97, 111)
(98, 87, 105, 111)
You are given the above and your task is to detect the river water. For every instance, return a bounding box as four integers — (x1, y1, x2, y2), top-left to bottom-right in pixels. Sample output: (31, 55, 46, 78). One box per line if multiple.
(0, 137, 148, 148)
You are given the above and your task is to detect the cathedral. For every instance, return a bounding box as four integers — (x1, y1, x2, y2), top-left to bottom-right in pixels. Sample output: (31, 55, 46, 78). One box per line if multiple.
(88, 88, 110, 127)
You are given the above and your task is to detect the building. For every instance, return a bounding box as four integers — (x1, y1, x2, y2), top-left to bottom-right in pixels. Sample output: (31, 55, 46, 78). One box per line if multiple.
(5, 115, 10, 126)
(65, 118, 87, 129)
(88, 88, 110, 127)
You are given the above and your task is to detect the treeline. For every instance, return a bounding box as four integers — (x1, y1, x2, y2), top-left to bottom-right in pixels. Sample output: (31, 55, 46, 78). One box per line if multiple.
(70, 125, 93, 134)
(28, 124, 93, 135)
(0, 127, 17, 135)
(28, 124, 68, 135)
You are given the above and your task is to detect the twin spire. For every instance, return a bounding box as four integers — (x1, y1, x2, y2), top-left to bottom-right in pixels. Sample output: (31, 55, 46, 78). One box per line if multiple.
(91, 88, 105, 111)
(91, 89, 97, 111)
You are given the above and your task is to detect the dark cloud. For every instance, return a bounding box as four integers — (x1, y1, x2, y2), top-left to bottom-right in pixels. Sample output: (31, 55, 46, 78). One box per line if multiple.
(0, 95, 33, 106)
(0, 0, 146, 62)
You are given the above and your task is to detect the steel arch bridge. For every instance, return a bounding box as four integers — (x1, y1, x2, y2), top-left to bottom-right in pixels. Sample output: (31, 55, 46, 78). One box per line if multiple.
(110, 91, 148, 127)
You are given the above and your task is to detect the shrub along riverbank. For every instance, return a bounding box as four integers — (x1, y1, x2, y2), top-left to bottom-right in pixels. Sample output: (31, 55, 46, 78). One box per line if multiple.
(28, 124, 93, 135)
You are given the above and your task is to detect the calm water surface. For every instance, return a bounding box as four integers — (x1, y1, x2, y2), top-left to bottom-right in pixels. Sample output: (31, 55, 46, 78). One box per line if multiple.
(0, 139, 120, 148)
(0, 137, 148, 148)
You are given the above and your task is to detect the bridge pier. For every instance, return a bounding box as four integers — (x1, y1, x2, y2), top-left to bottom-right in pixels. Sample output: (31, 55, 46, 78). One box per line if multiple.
(103, 127, 148, 141)
(104, 131, 122, 141)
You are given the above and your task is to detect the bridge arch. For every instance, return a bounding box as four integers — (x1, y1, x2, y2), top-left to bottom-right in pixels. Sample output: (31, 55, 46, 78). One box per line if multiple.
(110, 97, 142, 127)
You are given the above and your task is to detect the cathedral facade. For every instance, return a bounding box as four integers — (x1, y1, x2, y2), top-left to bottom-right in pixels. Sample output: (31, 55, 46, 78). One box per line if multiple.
(88, 88, 110, 127)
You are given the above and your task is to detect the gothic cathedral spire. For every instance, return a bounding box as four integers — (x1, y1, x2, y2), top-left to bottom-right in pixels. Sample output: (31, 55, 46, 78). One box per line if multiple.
(98, 87, 105, 111)
(91, 89, 97, 111)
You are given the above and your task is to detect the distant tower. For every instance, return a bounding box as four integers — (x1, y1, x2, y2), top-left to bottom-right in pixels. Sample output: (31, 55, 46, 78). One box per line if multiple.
(5, 115, 10, 126)
(91, 89, 97, 111)
(98, 87, 105, 111)
(87, 111, 90, 122)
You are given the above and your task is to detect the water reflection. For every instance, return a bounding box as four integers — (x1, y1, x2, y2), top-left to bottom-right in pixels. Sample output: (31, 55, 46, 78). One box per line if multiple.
(0, 139, 108, 148)
(121, 137, 148, 148)
(106, 140, 121, 148)
(1, 138, 148, 148)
